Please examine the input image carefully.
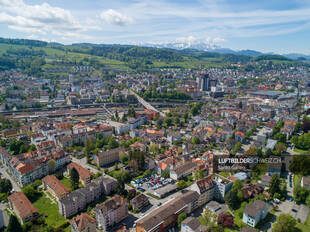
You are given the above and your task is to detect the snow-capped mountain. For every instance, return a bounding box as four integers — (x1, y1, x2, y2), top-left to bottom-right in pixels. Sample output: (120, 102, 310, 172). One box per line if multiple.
(139, 37, 309, 59)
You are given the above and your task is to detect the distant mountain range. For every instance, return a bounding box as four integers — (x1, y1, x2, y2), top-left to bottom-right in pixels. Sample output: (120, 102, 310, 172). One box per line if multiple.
(138, 41, 310, 60)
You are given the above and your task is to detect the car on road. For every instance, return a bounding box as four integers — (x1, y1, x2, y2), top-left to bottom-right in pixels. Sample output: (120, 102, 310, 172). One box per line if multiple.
(157, 202, 162, 206)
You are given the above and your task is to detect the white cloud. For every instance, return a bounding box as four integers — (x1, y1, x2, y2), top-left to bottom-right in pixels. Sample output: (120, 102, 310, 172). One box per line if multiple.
(100, 9, 133, 26)
(0, 0, 99, 40)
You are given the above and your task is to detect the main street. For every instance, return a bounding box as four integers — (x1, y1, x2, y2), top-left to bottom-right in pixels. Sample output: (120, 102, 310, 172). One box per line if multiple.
(0, 165, 21, 192)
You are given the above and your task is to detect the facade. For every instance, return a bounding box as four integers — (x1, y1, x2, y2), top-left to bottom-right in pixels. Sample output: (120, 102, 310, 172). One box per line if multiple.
(190, 176, 215, 206)
(301, 176, 310, 189)
(211, 174, 233, 201)
(59, 176, 116, 218)
(67, 162, 92, 185)
(181, 217, 208, 232)
(95, 195, 128, 231)
(8, 192, 39, 224)
(130, 194, 150, 211)
(170, 162, 197, 180)
(136, 191, 199, 232)
(196, 73, 210, 91)
(0, 148, 70, 187)
(96, 147, 126, 167)
(70, 213, 96, 232)
(42, 175, 70, 200)
(242, 200, 269, 227)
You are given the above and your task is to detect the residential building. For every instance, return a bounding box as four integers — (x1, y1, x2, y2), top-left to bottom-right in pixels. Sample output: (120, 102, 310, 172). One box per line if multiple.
(190, 176, 215, 206)
(170, 162, 197, 180)
(181, 217, 208, 232)
(95, 195, 128, 231)
(67, 162, 92, 185)
(70, 213, 96, 232)
(301, 176, 310, 189)
(242, 200, 269, 227)
(0, 148, 70, 187)
(136, 191, 199, 232)
(96, 147, 126, 167)
(59, 176, 113, 218)
(8, 192, 39, 224)
(211, 174, 233, 201)
(92, 177, 117, 195)
(0, 210, 4, 230)
(130, 194, 150, 211)
(42, 175, 70, 200)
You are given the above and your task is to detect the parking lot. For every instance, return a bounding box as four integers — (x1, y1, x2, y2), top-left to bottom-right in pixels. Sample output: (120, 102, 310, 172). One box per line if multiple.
(277, 200, 310, 223)
(131, 174, 175, 194)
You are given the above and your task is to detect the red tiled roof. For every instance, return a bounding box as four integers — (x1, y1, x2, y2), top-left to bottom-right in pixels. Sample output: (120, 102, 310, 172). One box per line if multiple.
(67, 162, 92, 181)
(42, 175, 70, 198)
(8, 192, 38, 219)
(70, 213, 95, 231)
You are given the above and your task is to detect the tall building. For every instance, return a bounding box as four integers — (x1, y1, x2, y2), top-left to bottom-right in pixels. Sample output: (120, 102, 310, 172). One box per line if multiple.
(196, 73, 210, 91)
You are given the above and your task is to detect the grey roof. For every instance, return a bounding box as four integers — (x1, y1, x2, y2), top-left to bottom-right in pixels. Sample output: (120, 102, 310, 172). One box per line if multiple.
(244, 200, 268, 218)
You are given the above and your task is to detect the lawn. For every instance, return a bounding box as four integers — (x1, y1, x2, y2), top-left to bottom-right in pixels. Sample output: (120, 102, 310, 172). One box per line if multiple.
(295, 213, 310, 232)
(60, 177, 71, 189)
(32, 194, 68, 228)
(294, 174, 302, 188)
(146, 193, 161, 200)
(294, 147, 308, 154)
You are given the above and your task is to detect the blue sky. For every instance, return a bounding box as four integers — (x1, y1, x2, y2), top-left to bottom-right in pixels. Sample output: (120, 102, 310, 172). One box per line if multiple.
(0, 0, 310, 54)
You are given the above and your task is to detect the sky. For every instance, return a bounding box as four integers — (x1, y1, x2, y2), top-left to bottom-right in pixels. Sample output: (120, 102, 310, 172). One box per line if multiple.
(0, 0, 310, 54)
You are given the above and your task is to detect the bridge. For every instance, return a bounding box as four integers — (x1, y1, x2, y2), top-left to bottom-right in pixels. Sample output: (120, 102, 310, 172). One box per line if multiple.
(130, 90, 166, 117)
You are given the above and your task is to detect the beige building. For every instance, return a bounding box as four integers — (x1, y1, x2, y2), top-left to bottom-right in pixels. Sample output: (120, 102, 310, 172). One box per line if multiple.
(42, 175, 70, 200)
(96, 147, 126, 167)
(190, 176, 215, 206)
(70, 213, 96, 232)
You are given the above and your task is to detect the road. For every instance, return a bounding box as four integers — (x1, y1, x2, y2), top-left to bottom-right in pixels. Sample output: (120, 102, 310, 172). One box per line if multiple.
(0, 166, 21, 192)
(130, 90, 165, 117)
(0, 202, 9, 227)
(70, 156, 100, 174)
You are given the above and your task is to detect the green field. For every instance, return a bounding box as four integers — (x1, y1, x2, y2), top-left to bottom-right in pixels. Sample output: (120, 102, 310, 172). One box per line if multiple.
(60, 177, 71, 189)
(32, 194, 68, 228)
(296, 213, 310, 231)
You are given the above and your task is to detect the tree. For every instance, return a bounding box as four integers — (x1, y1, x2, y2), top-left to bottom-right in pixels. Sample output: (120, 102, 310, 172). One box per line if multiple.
(120, 154, 129, 164)
(22, 185, 38, 201)
(47, 159, 56, 174)
(194, 170, 204, 180)
(192, 136, 201, 145)
(269, 174, 281, 196)
(302, 115, 310, 133)
(0, 178, 12, 194)
(218, 213, 234, 227)
(85, 136, 96, 154)
(274, 133, 287, 144)
(200, 208, 218, 227)
(70, 167, 79, 190)
(6, 214, 23, 232)
(32, 179, 42, 190)
(306, 194, 310, 206)
(224, 189, 240, 210)
(293, 185, 309, 203)
(272, 213, 297, 232)
(274, 142, 287, 155)
(177, 212, 187, 227)
(161, 170, 170, 178)
(177, 180, 188, 190)
(231, 142, 242, 155)
(289, 155, 310, 176)
(108, 136, 119, 149)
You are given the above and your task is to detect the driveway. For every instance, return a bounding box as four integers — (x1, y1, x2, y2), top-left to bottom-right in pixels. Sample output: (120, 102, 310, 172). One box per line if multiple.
(277, 200, 310, 223)
(0, 166, 21, 192)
